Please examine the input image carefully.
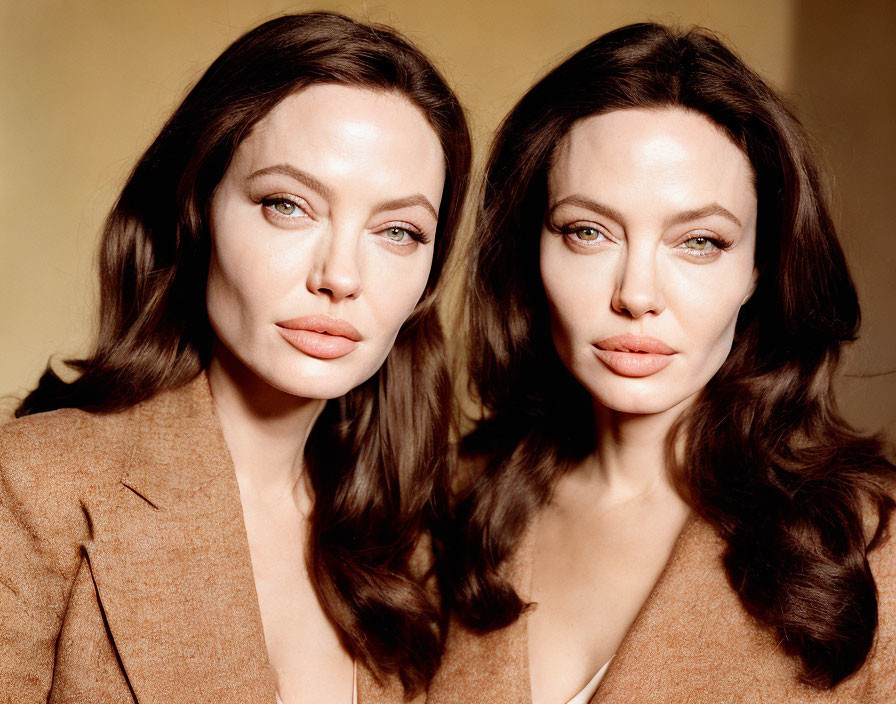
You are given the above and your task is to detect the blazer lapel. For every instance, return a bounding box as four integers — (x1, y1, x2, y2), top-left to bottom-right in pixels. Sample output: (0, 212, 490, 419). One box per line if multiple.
(426, 528, 535, 703)
(590, 517, 865, 703)
(357, 664, 426, 704)
(82, 374, 277, 703)
(432, 514, 870, 704)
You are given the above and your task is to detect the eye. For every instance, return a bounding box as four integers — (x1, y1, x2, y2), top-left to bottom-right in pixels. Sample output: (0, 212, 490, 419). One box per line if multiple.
(376, 223, 429, 248)
(683, 236, 712, 250)
(677, 235, 727, 258)
(559, 223, 608, 248)
(262, 196, 308, 220)
(384, 226, 412, 243)
(575, 227, 604, 242)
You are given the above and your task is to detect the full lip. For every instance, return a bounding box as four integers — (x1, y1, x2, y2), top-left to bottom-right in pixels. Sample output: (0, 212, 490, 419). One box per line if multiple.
(591, 333, 676, 378)
(275, 314, 362, 360)
(276, 314, 362, 341)
(593, 333, 675, 355)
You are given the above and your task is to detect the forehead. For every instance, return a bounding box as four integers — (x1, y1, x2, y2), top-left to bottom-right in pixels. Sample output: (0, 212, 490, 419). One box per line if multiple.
(231, 83, 445, 196)
(549, 107, 756, 216)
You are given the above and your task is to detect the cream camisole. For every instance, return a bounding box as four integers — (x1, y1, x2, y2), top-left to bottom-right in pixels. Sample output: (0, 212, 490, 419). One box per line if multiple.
(564, 658, 611, 704)
(275, 661, 357, 704)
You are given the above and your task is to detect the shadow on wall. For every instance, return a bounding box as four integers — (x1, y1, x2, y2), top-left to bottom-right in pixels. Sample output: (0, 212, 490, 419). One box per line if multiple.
(792, 0, 896, 442)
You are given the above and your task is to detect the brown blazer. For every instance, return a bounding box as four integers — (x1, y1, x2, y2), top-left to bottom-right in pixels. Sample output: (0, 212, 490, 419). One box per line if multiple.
(0, 374, 411, 704)
(427, 513, 896, 703)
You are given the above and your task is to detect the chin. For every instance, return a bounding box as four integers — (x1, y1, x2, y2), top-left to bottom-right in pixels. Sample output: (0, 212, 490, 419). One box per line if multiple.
(594, 390, 678, 416)
(269, 361, 379, 400)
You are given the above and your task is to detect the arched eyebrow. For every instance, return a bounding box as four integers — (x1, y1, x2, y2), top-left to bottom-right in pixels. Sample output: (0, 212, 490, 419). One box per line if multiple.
(665, 204, 742, 229)
(548, 195, 742, 229)
(248, 163, 334, 200)
(373, 195, 438, 221)
(548, 195, 624, 225)
(247, 163, 438, 220)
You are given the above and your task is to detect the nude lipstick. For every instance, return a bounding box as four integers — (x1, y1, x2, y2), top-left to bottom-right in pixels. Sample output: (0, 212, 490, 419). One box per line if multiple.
(592, 333, 676, 378)
(275, 315, 361, 360)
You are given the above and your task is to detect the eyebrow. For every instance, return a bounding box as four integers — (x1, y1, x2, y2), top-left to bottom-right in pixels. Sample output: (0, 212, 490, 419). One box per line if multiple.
(548, 195, 743, 229)
(548, 195, 625, 225)
(248, 164, 335, 201)
(373, 194, 438, 221)
(248, 163, 438, 220)
(665, 204, 743, 229)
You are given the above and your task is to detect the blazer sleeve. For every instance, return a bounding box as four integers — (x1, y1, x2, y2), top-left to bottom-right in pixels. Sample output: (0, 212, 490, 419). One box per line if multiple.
(0, 413, 93, 702)
(863, 523, 896, 701)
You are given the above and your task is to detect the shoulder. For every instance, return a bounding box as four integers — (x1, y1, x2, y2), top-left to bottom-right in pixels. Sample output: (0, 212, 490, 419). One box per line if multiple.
(0, 406, 138, 527)
(861, 490, 896, 697)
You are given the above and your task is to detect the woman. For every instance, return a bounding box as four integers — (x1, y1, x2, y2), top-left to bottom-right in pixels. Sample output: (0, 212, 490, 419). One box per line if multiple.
(0, 12, 470, 703)
(430, 23, 895, 704)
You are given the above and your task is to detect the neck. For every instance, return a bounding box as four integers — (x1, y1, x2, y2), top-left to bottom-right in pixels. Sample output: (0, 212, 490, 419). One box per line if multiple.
(585, 396, 692, 504)
(207, 343, 326, 509)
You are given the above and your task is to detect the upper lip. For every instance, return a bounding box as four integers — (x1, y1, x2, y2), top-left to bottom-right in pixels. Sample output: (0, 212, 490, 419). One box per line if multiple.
(594, 334, 675, 354)
(275, 314, 362, 341)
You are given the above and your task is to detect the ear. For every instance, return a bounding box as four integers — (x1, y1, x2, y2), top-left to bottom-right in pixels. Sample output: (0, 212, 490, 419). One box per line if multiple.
(741, 266, 759, 306)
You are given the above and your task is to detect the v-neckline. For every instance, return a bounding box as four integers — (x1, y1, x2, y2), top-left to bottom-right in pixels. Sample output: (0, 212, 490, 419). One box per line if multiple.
(276, 660, 358, 704)
(520, 512, 698, 704)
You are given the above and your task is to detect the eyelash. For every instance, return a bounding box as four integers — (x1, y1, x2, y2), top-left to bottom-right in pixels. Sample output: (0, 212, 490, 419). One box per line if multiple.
(261, 195, 310, 221)
(559, 223, 610, 246)
(558, 222, 733, 258)
(261, 196, 430, 245)
(675, 234, 733, 258)
(377, 223, 430, 246)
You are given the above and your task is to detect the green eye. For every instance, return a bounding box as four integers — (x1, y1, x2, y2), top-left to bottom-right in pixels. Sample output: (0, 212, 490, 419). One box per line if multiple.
(386, 227, 409, 241)
(684, 237, 710, 250)
(273, 200, 297, 216)
(576, 228, 601, 241)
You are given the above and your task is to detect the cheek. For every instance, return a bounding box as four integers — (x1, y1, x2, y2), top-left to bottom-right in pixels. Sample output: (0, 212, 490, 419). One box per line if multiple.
(365, 245, 435, 338)
(667, 261, 753, 366)
(541, 240, 614, 344)
(205, 229, 285, 342)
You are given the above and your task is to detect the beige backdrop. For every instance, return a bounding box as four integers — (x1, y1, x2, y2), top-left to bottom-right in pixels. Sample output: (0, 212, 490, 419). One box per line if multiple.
(1, 0, 893, 438)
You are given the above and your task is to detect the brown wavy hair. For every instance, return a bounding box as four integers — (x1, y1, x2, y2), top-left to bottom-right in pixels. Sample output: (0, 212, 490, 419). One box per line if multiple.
(17, 12, 471, 695)
(442, 22, 894, 689)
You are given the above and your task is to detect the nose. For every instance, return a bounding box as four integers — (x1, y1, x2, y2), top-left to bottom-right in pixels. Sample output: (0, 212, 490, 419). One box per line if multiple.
(306, 228, 362, 301)
(611, 243, 665, 318)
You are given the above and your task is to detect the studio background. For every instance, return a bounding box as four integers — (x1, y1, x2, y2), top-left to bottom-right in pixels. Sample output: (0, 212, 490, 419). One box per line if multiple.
(1, 0, 894, 439)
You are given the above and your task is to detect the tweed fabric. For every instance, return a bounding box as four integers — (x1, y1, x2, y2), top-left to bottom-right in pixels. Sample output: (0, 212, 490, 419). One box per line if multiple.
(0, 374, 412, 704)
(428, 511, 896, 703)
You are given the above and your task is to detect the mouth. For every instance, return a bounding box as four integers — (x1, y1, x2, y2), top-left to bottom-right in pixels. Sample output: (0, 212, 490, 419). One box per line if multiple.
(592, 334, 676, 378)
(275, 315, 361, 360)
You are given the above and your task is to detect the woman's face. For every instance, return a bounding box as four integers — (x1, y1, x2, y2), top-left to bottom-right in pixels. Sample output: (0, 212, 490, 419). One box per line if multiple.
(207, 84, 445, 399)
(540, 107, 758, 416)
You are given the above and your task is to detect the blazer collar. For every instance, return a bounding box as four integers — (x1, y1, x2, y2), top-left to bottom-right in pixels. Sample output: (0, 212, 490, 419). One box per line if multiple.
(83, 373, 277, 701)
(84, 374, 410, 703)
(119, 372, 232, 511)
(430, 515, 867, 703)
(591, 517, 867, 702)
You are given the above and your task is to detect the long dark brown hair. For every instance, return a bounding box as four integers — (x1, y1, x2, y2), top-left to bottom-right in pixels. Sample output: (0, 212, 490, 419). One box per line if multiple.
(443, 22, 894, 689)
(17, 12, 471, 695)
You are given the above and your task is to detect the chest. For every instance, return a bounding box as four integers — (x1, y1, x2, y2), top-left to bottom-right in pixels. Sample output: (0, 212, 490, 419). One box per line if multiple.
(428, 517, 871, 704)
(240, 497, 354, 704)
(527, 498, 688, 704)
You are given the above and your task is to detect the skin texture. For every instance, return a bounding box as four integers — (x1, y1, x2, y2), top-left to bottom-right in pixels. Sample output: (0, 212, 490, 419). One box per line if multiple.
(529, 108, 758, 704)
(540, 108, 758, 418)
(207, 85, 444, 402)
(204, 85, 445, 704)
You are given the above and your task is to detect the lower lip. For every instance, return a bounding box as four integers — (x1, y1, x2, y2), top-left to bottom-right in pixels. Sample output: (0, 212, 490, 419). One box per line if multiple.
(592, 348, 675, 377)
(276, 327, 359, 359)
